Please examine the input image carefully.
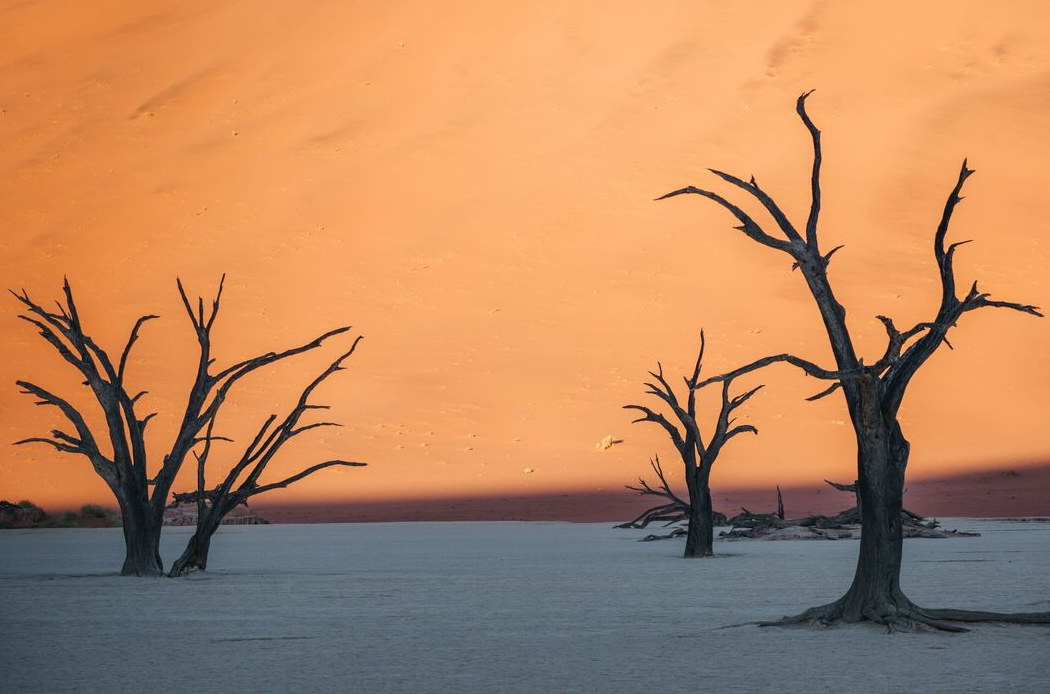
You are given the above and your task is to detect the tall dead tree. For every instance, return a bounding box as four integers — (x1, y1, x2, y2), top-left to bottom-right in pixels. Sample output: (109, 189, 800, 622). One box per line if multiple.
(657, 92, 1049, 630)
(624, 333, 762, 557)
(12, 276, 353, 576)
(169, 340, 366, 576)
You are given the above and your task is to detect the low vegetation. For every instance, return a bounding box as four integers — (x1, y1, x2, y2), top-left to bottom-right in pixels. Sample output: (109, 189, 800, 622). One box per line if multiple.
(0, 499, 121, 529)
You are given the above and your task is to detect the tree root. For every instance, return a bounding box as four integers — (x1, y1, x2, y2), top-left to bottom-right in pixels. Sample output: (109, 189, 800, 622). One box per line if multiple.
(758, 601, 845, 629)
(917, 608, 1050, 625)
(759, 597, 1050, 633)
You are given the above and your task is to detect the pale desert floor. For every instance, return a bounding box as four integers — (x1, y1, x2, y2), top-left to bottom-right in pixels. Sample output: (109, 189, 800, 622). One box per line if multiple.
(1, 520, 1048, 693)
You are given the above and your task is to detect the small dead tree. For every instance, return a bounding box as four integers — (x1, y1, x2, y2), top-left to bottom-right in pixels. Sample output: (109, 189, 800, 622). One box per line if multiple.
(12, 276, 352, 576)
(824, 478, 861, 515)
(657, 92, 1049, 629)
(169, 339, 365, 576)
(623, 333, 762, 557)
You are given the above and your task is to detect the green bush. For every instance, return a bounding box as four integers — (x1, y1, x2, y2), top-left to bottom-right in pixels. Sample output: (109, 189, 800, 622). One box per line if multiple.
(17, 500, 41, 511)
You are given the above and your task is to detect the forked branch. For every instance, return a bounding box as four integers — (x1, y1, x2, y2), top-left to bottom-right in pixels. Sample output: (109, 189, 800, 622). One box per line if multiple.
(656, 187, 794, 253)
(880, 162, 1043, 413)
(617, 455, 690, 529)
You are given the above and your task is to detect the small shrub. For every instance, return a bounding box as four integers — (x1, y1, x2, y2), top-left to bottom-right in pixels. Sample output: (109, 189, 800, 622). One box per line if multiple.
(81, 504, 107, 518)
(40, 511, 76, 528)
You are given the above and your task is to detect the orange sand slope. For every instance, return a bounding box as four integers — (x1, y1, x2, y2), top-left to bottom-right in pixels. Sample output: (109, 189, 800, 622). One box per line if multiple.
(1, 1, 1048, 510)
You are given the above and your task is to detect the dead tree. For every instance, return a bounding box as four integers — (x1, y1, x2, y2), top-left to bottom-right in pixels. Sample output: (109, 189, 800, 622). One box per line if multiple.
(657, 92, 1049, 630)
(12, 276, 353, 576)
(824, 478, 860, 512)
(168, 340, 366, 576)
(623, 333, 762, 557)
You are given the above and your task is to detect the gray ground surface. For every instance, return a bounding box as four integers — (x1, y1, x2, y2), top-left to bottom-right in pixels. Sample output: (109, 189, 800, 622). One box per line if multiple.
(1, 520, 1048, 693)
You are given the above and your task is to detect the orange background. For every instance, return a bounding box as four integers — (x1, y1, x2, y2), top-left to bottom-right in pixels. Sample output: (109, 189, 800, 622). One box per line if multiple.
(1, 0, 1047, 510)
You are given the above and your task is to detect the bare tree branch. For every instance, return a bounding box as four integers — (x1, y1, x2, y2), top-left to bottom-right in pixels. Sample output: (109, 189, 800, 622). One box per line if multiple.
(796, 90, 822, 249)
(694, 352, 845, 389)
(806, 382, 842, 402)
(622, 404, 685, 451)
(618, 454, 691, 529)
(118, 315, 160, 384)
(707, 169, 804, 245)
(247, 461, 367, 497)
(880, 163, 1042, 416)
(963, 293, 1042, 317)
(656, 187, 793, 253)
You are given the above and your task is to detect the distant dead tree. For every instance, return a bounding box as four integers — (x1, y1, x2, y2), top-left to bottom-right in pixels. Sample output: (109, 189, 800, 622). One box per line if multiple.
(12, 276, 358, 576)
(168, 341, 366, 577)
(657, 92, 1049, 630)
(623, 333, 762, 557)
(824, 478, 861, 513)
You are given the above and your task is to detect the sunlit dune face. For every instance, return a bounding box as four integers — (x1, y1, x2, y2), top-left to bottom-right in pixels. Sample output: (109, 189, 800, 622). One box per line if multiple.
(1, 0, 1048, 509)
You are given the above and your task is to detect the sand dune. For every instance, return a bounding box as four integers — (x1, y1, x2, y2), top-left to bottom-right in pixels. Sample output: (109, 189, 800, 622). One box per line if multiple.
(1, 1, 1048, 510)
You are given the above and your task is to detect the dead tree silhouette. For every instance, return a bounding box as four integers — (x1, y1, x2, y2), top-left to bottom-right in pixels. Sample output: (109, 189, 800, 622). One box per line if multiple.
(624, 333, 762, 557)
(13, 276, 358, 576)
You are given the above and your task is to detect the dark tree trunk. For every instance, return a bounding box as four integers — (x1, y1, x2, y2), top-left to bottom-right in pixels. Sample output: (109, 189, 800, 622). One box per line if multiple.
(119, 499, 163, 577)
(761, 424, 959, 629)
(778, 379, 916, 624)
(169, 503, 224, 577)
(837, 427, 907, 621)
(169, 528, 213, 577)
(684, 479, 714, 558)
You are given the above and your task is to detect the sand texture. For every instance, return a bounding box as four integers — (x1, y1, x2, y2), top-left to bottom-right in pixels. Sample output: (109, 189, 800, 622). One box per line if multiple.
(2, 1, 1049, 510)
